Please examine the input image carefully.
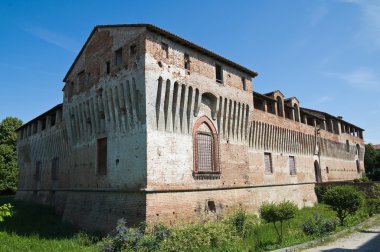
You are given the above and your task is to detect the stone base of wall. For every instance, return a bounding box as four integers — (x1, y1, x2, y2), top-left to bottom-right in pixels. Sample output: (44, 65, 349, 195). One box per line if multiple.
(16, 190, 146, 233)
(146, 183, 318, 226)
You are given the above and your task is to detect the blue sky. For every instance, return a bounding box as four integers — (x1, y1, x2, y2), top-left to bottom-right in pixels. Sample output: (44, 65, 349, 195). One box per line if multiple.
(0, 0, 379, 143)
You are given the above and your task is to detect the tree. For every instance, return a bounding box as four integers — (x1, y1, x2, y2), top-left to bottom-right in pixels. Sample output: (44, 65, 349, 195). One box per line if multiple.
(259, 200, 298, 243)
(365, 144, 378, 176)
(324, 185, 363, 226)
(0, 117, 22, 194)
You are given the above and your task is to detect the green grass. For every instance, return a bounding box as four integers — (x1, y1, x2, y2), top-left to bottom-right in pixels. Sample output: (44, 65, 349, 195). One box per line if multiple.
(0, 195, 372, 252)
(0, 196, 100, 252)
(220, 204, 369, 251)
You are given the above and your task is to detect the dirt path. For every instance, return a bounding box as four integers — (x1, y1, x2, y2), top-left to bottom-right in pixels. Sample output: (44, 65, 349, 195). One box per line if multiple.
(302, 224, 380, 251)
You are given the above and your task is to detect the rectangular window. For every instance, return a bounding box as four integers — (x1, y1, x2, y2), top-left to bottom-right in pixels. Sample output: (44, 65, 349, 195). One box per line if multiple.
(97, 137, 107, 175)
(129, 44, 137, 56)
(242, 77, 246, 90)
(78, 70, 85, 86)
(289, 156, 296, 175)
(105, 61, 110, 75)
(161, 42, 169, 58)
(41, 119, 46, 131)
(35, 161, 41, 182)
(215, 64, 223, 83)
(50, 113, 56, 127)
(264, 152, 273, 174)
(115, 48, 123, 66)
(184, 53, 190, 70)
(51, 157, 59, 181)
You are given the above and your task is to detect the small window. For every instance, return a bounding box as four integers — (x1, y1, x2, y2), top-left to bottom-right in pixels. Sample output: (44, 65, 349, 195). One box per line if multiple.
(51, 157, 59, 181)
(129, 44, 137, 56)
(184, 53, 190, 70)
(264, 152, 273, 174)
(78, 70, 85, 86)
(86, 73, 91, 86)
(97, 137, 107, 175)
(161, 43, 169, 58)
(346, 140, 350, 152)
(115, 48, 123, 66)
(289, 156, 296, 175)
(242, 77, 246, 90)
(50, 113, 56, 127)
(35, 161, 41, 182)
(41, 119, 46, 131)
(215, 64, 223, 83)
(105, 61, 110, 75)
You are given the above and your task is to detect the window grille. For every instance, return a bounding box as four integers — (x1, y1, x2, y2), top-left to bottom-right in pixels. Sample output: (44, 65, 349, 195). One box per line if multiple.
(264, 153, 273, 174)
(197, 131, 213, 172)
(289, 156, 296, 175)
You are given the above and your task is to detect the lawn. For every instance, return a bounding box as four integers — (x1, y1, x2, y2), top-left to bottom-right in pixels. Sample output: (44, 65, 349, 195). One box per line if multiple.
(0, 195, 371, 252)
(0, 196, 99, 252)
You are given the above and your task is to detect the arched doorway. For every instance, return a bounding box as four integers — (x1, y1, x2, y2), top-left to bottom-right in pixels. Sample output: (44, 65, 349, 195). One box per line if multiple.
(314, 160, 322, 183)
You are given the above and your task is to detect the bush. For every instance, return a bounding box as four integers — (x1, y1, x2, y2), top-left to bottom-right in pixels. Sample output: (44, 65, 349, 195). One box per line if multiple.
(301, 212, 337, 237)
(314, 185, 331, 203)
(159, 222, 240, 251)
(0, 203, 12, 222)
(259, 200, 298, 243)
(324, 185, 364, 226)
(366, 184, 380, 216)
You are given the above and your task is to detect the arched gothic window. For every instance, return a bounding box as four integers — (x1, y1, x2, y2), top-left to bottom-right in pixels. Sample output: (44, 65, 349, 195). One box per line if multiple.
(193, 116, 220, 177)
(276, 96, 283, 117)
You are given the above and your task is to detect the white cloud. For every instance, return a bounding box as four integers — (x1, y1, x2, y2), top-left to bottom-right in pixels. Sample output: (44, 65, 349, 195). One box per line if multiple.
(327, 67, 380, 91)
(24, 25, 79, 53)
(341, 0, 380, 49)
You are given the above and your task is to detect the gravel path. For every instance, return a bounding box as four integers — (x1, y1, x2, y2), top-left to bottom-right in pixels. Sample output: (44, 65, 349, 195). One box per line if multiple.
(302, 224, 380, 251)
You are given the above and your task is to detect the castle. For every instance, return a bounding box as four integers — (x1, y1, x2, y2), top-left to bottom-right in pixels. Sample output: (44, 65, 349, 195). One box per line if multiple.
(16, 24, 365, 232)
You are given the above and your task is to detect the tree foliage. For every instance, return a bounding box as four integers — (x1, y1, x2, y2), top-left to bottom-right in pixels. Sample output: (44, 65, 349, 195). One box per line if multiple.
(0, 117, 23, 194)
(324, 185, 363, 226)
(259, 200, 298, 243)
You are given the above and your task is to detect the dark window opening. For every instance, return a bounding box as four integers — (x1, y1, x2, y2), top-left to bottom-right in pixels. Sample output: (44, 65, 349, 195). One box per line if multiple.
(276, 96, 283, 117)
(267, 102, 276, 114)
(184, 53, 190, 70)
(51, 157, 59, 181)
(115, 48, 123, 66)
(32, 122, 38, 134)
(215, 64, 223, 83)
(129, 44, 137, 56)
(207, 200, 216, 213)
(307, 117, 314, 126)
(289, 156, 296, 175)
(41, 119, 46, 131)
(294, 104, 300, 122)
(254, 98, 265, 111)
(97, 137, 107, 175)
(285, 107, 293, 120)
(50, 113, 56, 127)
(35, 161, 41, 182)
(78, 70, 85, 86)
(161, 43, 169, 58)
(326, 167, 329, 173)
(346, 140, 350, 152)
(105, 61, 110, 75)
(264, 152, 273, 174)
(242, 77, 246, 90)
(356, 160, 360, 173)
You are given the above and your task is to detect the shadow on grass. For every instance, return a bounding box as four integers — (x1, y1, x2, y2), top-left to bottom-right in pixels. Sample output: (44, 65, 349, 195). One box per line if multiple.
(0, 195, 86, 240)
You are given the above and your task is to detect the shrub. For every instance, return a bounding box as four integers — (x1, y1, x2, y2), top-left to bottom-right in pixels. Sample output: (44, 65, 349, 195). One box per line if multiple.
(259, 200, 298, 243)
(159, 222, 240, 251)
(0, 203, 12, 222)
(229, 207, 247, 237)
(314, 185, 331, 203)
(301, 212, 337, 237)
(366, 184, 380, 216)
(324, 185, 363, 226)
